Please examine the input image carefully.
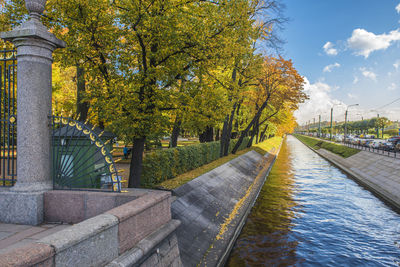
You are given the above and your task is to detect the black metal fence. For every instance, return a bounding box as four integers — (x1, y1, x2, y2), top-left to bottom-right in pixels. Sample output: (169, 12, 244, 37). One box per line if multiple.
(51, 115, 121, 192)
(0, 49, 17, 187)
(343, 141, 399, 159)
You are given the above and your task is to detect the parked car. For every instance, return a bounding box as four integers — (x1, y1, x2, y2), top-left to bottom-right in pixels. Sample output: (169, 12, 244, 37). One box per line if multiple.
(360, 139, 373, 147)
(369, 140, 385, 149)
(333, 135, 343, 142)
(388, 136, 400, 144)
(382, 142, 395, 151)
(387, 136, 400, 151)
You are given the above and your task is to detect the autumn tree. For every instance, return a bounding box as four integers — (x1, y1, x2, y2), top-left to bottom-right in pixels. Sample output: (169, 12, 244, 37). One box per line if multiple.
(46, 0, 119, 122)
(231, 56, 307, 153)
(93, 0, 267, 187)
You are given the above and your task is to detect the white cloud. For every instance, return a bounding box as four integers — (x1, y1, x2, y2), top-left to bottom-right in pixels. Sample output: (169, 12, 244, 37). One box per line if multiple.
(347, 28, 400, 58)
(353, 76, 359, 84)
(396, 3, 400, 13)
(323, 62, 341, 73)
(394, 59, 400, 69)
(360, 67, 377, 81)
(323, 42, 338, 56)
(294, 77, 344, 125)
(389, 83, 397, 91)
(347, 93, 358, 99)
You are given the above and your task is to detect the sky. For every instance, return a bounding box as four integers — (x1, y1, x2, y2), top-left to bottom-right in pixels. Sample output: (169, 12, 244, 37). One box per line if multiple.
(280, 0, 400, 125)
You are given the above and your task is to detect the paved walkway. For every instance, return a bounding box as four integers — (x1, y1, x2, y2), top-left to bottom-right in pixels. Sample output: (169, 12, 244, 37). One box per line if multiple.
(0, 223, 70, 255)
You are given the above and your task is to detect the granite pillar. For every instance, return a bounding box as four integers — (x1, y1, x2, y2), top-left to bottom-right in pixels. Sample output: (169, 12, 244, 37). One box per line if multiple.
(0, 0, 65, 225)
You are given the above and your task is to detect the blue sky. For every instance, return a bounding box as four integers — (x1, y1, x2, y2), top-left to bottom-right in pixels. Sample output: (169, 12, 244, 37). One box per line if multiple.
(281, 0, 400, 124)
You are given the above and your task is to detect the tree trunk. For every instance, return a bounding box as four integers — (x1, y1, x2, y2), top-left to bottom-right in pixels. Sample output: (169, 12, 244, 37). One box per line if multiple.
(206, 127, 214, 142)
(231, 97, 270, 154)
(170, 118, 181, 148)
(76, 65, 89, 121)
(247, 126, 255, 148)
(215, 128, 220, 141)
(248, 117, 259, 147)
(219, 102, 237, 157)
(259, 124, 269, 142)
(199, 126, 213, 143)
(255, 119, 260, 144)
(220, 115, 229, 156)
(224, 105, 236, 156)
(128, 137, 146, 188)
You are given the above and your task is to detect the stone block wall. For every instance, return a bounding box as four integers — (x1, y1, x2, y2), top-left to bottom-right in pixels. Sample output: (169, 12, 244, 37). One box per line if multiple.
(0, 190, 182, 267)
(44, 189, 146, 224)
(138, 234, 182, 267)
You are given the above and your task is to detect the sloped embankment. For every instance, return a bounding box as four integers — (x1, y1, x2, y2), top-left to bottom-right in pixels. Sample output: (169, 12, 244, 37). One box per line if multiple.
(171, 148, 279, 267)
(294, 135, 400, 212)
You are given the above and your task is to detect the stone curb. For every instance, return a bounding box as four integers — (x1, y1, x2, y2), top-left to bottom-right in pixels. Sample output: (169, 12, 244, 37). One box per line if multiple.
(107, 191, 170, 222)
(294, 136, 400, 212)
(105, 219, 181, 267)
(0, 243, 55, 267)
(38, 213, 119, 253)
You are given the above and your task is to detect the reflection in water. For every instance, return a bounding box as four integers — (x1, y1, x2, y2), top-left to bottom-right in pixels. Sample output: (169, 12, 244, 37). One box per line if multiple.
(227, 136, 400, 266)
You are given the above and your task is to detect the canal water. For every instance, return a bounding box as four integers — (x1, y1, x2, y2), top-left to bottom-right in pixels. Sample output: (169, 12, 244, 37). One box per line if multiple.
(226, 135, 400, 266)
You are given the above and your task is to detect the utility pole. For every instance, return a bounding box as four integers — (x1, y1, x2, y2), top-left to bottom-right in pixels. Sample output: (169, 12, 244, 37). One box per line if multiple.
(370, 110, 380, 138)
(330, 107, 333, 140)
(344, 110, 348, 141)
(313, 118, 315, 136)
(377, 113, 380, 138)
(344, 104, 359, 143)
(318, 115, 321, 137)
(330, 103, 341, 140)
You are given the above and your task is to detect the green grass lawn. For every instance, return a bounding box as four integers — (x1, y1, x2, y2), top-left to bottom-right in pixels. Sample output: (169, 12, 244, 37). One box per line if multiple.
(293, 134, 359, 158)
(156, 136, 283, 190)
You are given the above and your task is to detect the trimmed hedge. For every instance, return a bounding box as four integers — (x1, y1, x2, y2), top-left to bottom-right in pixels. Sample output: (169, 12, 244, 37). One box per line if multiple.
(141, 137, 250, 187)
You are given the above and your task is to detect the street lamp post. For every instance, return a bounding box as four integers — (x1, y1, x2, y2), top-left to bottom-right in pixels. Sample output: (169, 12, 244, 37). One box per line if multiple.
(318, 114, 321, 137)
(330, 103, 341, 140)
(344, 104, 359, 142)
(370, 110, 380, 138)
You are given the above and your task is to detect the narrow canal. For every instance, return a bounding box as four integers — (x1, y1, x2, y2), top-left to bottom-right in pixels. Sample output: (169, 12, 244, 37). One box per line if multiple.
(226, 135, 400, 266)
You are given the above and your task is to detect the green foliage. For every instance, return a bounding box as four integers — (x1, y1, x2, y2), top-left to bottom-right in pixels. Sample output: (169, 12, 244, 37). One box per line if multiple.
(141, 137, 250, 187)
(294, 134, 359, 158)
(383, 129, 399, 137)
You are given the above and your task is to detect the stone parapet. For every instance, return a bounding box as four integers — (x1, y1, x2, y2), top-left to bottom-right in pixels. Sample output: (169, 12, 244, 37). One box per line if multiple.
(106, 191, 171, 254)
(44, 189, 147, 224)
(0, 189, 181, 267)
(0, 191, 44, 225)
(0, 243, 54, 267)
(106, 220, 182, 267)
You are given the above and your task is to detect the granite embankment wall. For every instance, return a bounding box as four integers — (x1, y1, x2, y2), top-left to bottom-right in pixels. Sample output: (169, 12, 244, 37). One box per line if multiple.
(172, 146, 281, 267)
(0, 190, 182, 267)
(295, 137, 400, 212)
(0, 142, 282, 267)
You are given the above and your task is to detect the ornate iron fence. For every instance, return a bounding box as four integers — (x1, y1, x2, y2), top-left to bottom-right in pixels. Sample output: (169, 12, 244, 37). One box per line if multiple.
(51, 115, 121, 192)
(0, 48, 120, 191)
(0, 49, 17, 187)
